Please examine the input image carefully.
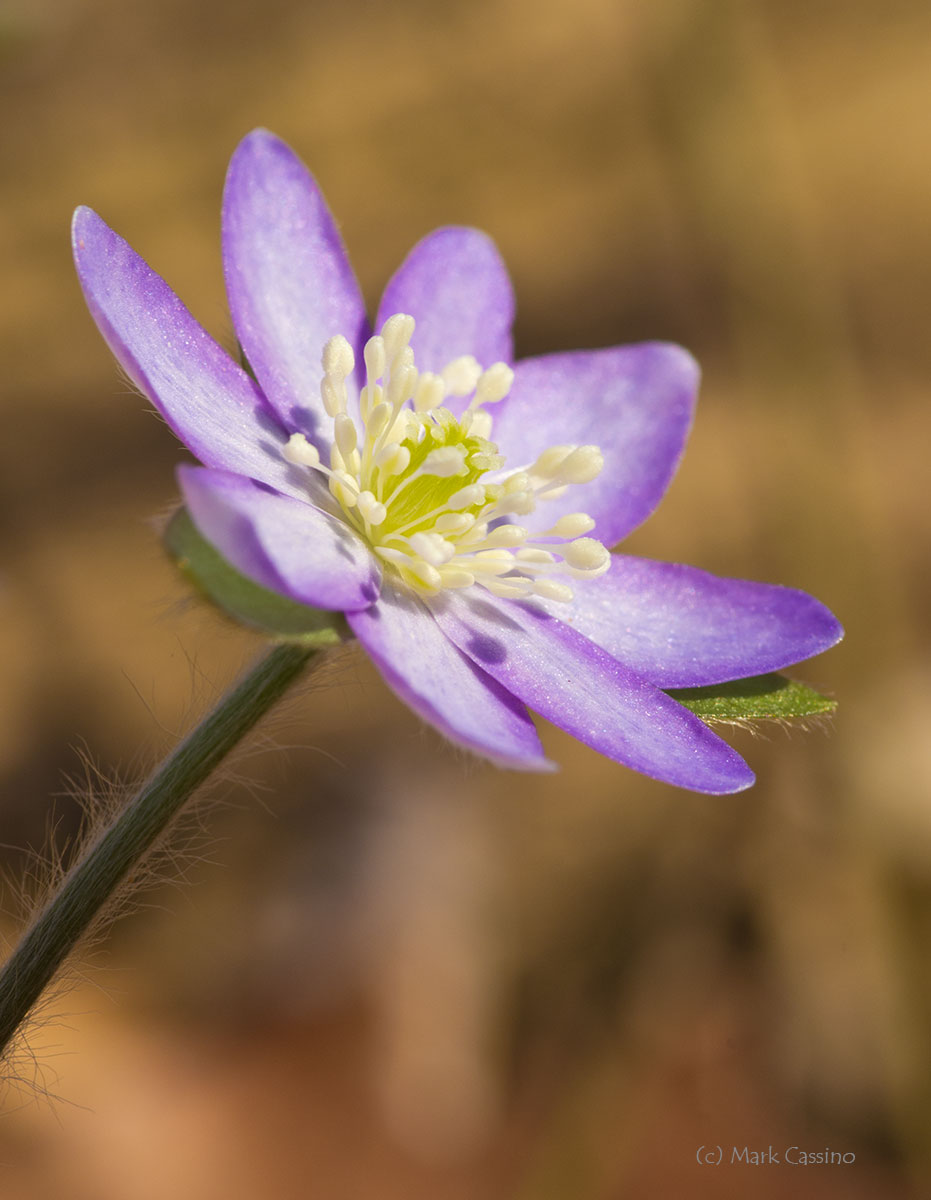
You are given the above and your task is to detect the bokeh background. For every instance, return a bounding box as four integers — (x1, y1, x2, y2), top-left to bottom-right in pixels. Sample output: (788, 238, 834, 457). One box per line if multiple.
(1, 0, 929, 1195)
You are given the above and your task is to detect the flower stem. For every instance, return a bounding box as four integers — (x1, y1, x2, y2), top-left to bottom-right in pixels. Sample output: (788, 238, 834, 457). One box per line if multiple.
(0, 641, 322, 1057)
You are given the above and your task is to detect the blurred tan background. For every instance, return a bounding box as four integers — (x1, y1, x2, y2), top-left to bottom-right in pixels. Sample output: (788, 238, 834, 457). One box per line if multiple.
(1, 0, 929, 1196)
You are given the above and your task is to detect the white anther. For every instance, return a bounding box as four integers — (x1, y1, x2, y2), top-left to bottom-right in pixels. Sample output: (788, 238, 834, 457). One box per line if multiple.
(423, 446, 469, 477)
(550, 512, 596, 538)
(531, 445, 574, 478)
(468, 452, 504, 471)
(374, 546, 410, 565)
(557, 446, 604, 485)
(413, 372, 446, 412)
(387, 410, 417, 445)
(441, 355, 483, 396)
(366, 401, 393, 440)
(322, 334, 355, 380)
(283, 433, 321, 468)
(435, 512, 474, 534)
(502, 471, 530, 494)
(381, 314, 415, 360)
(334, 413, 358, 459)
(471, 550, 514, 576)
(403, 560, 442, 591)
(516, 548, 556, 564)
(471, 363, 513, 408)
(482, 524, 528, 549)
(363, 335, 386, 383)
(532, 580, 574, 602)
(483, 578, 535, 598)
(496, 491, 535, 515)
(358, 383, 383, 423)
(409, 532, 455, 564)
(375, 443, 411, 476)
(386, 364, 418, 409)
(562, 537, 610, 573)
(447, 484, 486, 510)
(330, 478, 359, 508)
(437, 568, 476, 589)
(357, 491, 387, 526)
(321, 377, 347, 418)
(467, 410, 493, 439)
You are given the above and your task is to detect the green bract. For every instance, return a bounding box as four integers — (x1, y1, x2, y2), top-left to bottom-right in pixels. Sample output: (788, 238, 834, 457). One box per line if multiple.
(667, 673, 835, 722)
(164, 508, 347, 646)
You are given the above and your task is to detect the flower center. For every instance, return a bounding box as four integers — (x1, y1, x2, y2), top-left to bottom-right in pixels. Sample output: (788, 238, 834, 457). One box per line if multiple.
(282, 314, 609, 599)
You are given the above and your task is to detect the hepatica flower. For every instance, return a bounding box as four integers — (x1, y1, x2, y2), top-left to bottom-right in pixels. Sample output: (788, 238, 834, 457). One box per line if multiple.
(72, 130, 842, 793)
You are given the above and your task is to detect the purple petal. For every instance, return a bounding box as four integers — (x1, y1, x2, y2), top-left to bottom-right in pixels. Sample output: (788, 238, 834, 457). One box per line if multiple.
(347, 582, 551, 771)
(548, 556, 844, 687)
(178, 466, 381, 612)
(490, 343, 698, 546)
(376, 227, 514, 409)
(222, 129, 369, 446)
(72, 207, 305, 498)
(430, 591, 754, 793)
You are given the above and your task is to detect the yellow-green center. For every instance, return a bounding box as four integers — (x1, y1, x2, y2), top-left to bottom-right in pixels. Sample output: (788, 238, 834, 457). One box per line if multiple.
(282, 313, 610, 599)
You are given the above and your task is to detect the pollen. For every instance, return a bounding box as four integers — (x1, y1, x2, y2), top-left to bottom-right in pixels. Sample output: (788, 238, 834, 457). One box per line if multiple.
(282, 315, 610, 600)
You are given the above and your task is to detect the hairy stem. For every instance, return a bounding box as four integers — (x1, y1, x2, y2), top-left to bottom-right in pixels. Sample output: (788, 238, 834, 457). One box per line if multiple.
(0, 641, 322, 1057)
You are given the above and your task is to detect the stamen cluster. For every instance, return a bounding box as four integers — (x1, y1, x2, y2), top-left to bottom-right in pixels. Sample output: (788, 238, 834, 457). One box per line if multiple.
(283, 314, 610, 600)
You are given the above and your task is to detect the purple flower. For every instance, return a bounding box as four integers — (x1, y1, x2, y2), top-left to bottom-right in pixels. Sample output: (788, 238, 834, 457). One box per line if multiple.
(72, 129, 842, 793)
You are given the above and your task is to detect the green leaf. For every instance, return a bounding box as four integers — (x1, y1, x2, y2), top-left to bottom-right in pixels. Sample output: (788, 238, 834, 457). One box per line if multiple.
(666, 673, 836, 722)
(164, 508, 347, 647)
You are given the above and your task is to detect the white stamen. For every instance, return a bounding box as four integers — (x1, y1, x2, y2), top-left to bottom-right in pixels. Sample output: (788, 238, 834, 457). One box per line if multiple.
(375, 443, 411, 476)
(467, 410, 493, 439)
(422, 446, 469, 477)
(387, 363, 418, 409)
(482, 578, 535, 598)
(532, 580, 574, 602)
(322, 334, 355, 380)
(359, 383, 383, 423)
(357, 491, 387, 526)
(293, 312, 611, 600)
(441, 355, 482, 396)
(283, 432, 320, 468)
(562, 537, 610, 575)
(363, 335, 386, 383)
(531, 445, 574, 478)
(381, 314, 415, 361)
(550, 512, 596, 538)
(409, 532, 455, 564)
(480, 525, 528, 549)
(403, 559, 442, 590)
(470, 551, 514, 576)
(437, 567, 475, 589)
(470, 362, 513, 408)
(556, 445, 604, 485)
(321, 378, 347, 418)
(334, 413, 358, 459)
(366, 401, 393, 441)
(447, 484, 486, 510)
(413, 372, 446, 412)
(434, 512, 474, 534)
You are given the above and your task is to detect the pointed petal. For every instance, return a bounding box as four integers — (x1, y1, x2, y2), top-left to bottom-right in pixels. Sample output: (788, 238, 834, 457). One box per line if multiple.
(376, 227, 514, 408)
(72, 207, 304, 497)
(177, 466, 381, 612)
(548, 556, 844, 687)
(490, 343, 698, 546)
(222, 129, 369, 445)
(430, 592, 754, 794)
(347, 581, 551, 770)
